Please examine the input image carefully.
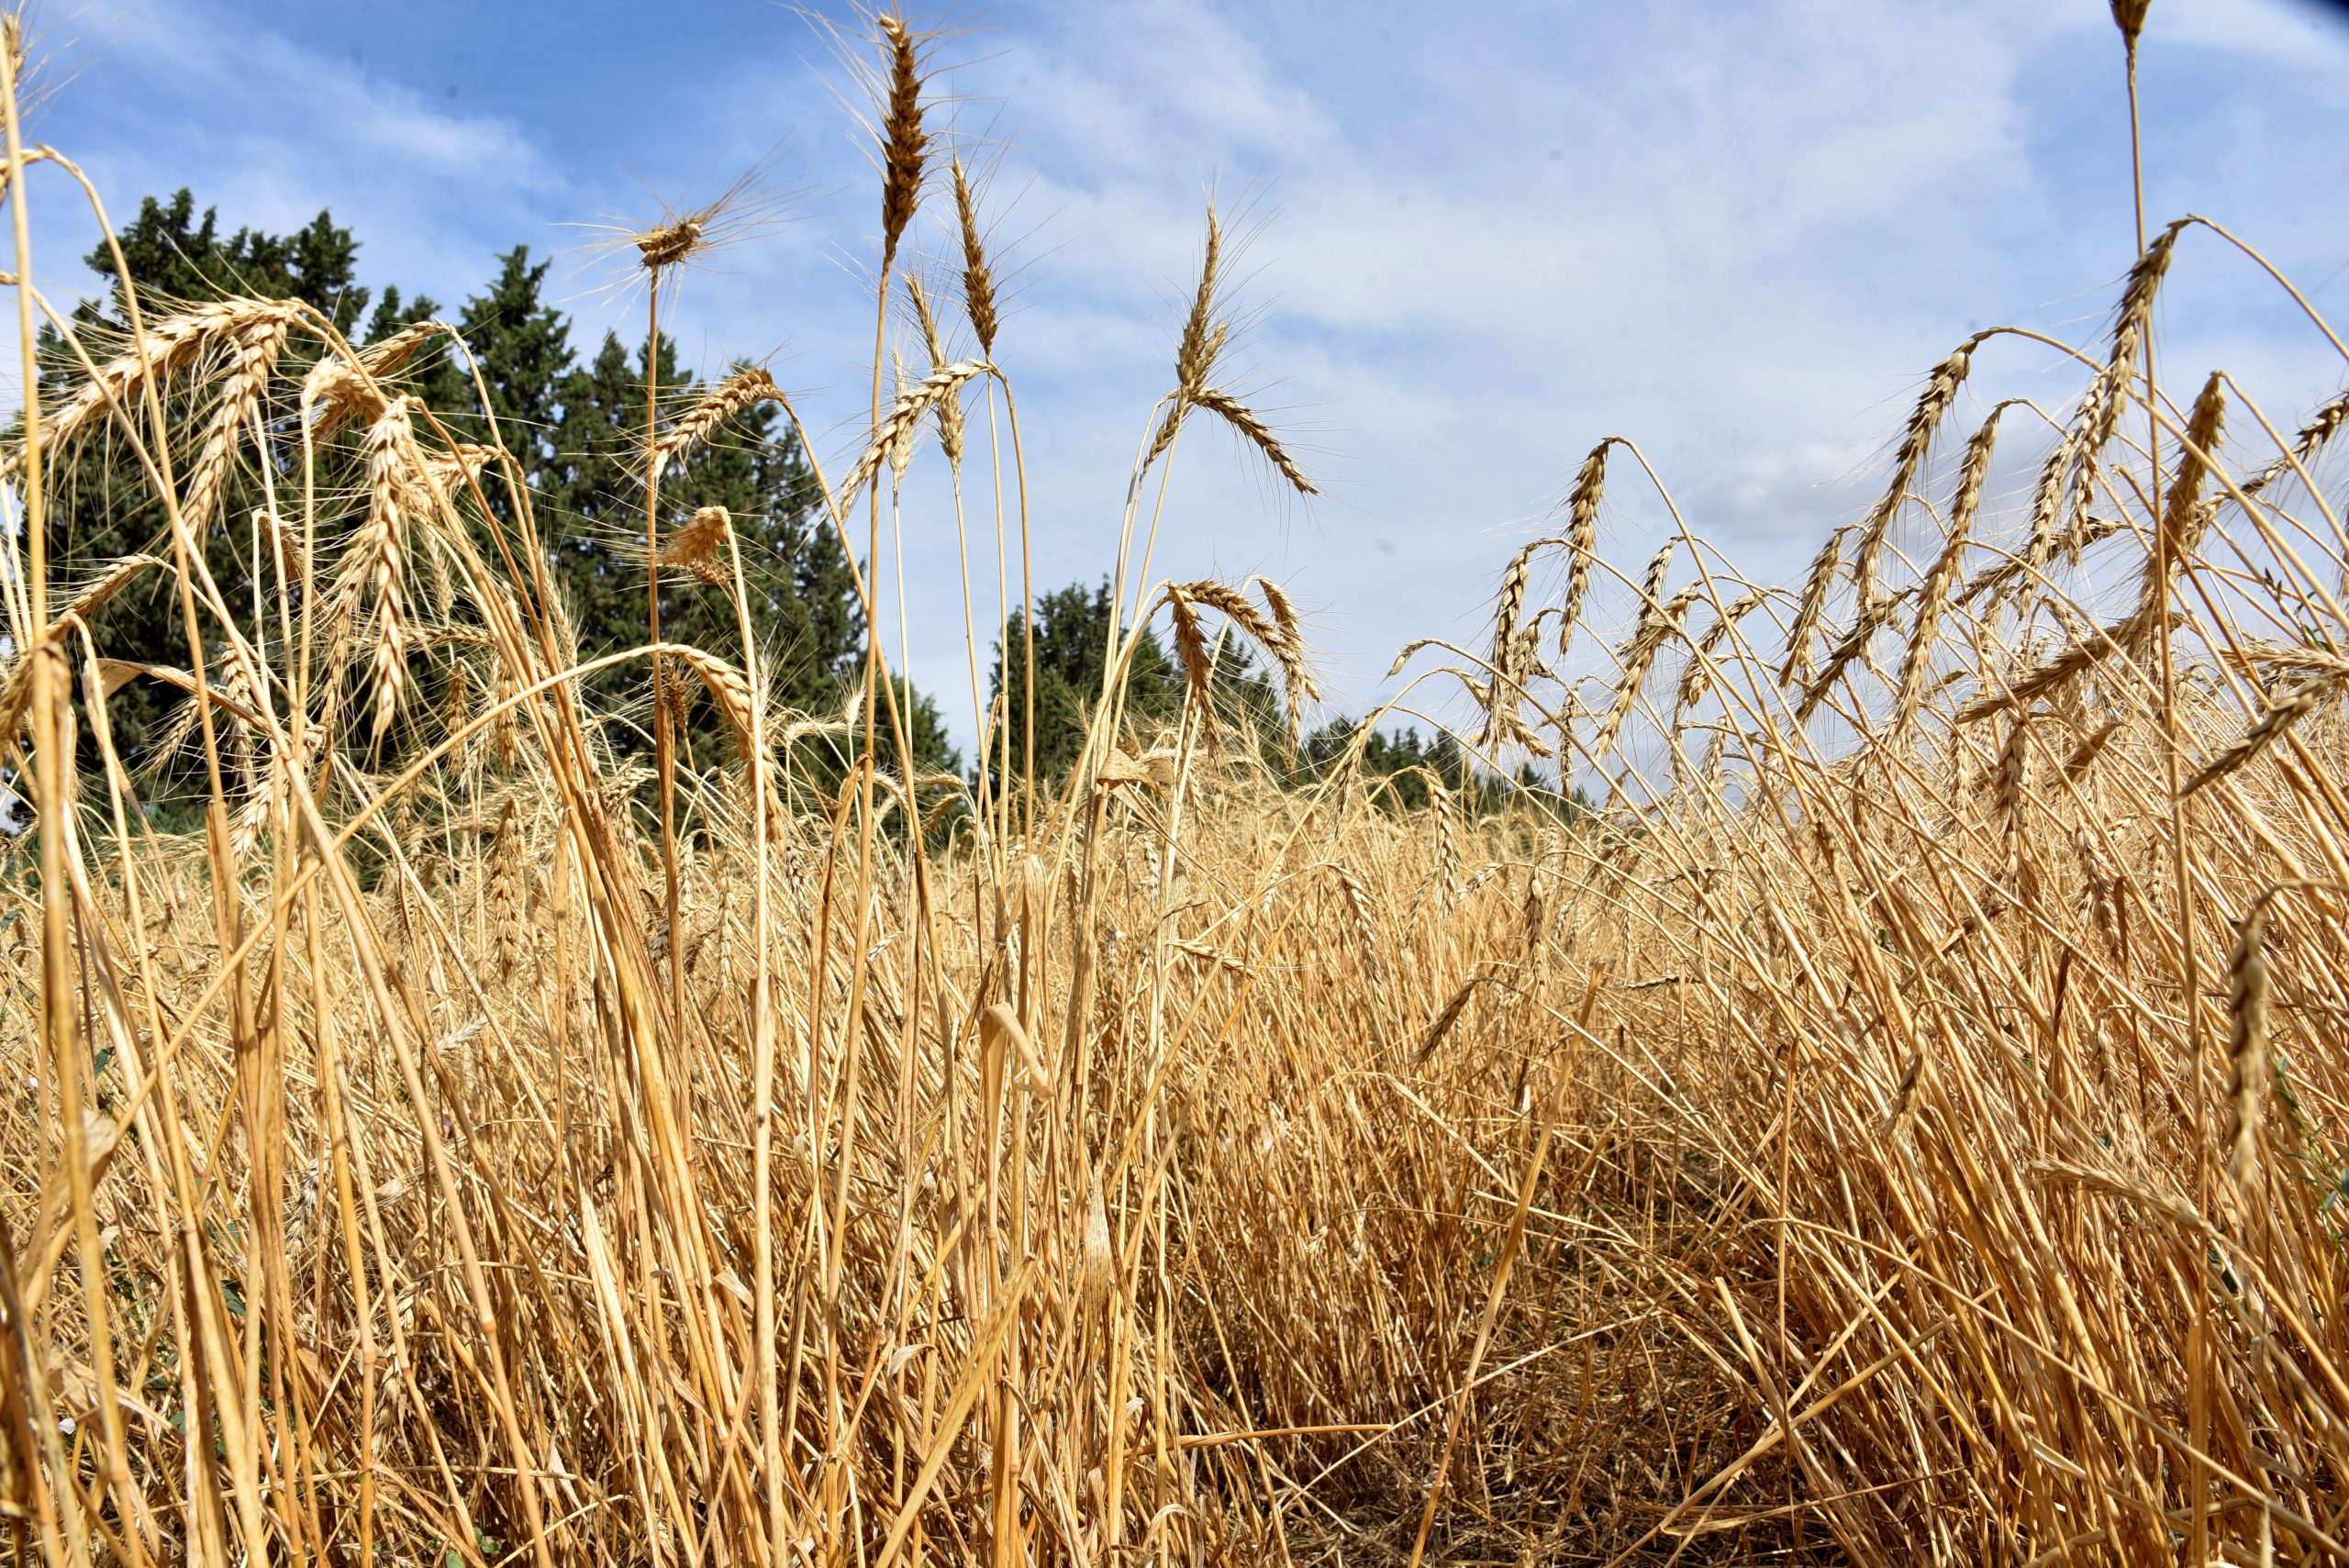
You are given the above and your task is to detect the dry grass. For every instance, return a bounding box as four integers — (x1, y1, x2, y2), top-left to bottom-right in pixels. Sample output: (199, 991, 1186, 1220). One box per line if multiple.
(5, 7, 2349, 1567)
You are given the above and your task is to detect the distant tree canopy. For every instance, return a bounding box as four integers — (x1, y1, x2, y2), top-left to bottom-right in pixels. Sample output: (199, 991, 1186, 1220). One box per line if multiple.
(986, 578, 1290, 784)
(37, 189, 953, 800)
(988, 579, 1179, 782)
(985, 576, 1579, 818)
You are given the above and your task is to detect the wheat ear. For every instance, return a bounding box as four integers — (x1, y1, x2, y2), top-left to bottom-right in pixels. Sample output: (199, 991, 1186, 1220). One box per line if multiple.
(836, 360, 994, 512)
(950, 159, 1001, 357)
(2223, 897, 2272, 1186)
(1852, 334, 1984, 609)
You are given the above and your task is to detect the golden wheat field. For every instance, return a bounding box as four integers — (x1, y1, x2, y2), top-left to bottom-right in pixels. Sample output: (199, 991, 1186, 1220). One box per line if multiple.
(3, 1, 2348, 1562)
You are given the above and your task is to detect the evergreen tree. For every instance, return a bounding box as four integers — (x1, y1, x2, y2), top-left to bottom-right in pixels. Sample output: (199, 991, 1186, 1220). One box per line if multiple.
(31, 193, 435, 779)
(544, 328, 876, 762)
(27, 186, 965, 807)
(429, 246, 571, 476)
(988, 579, 1184, 783)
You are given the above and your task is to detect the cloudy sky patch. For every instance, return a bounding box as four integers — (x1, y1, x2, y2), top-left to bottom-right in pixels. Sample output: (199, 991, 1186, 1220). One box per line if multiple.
(14, 0, 2348, 752)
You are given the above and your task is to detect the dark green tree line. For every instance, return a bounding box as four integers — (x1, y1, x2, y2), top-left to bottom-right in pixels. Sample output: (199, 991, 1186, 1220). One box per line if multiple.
(33, 190, 956, 798)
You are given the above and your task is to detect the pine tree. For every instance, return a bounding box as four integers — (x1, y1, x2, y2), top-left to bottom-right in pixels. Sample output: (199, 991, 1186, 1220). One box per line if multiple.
(547, 329, 885, 765)
(32, 193, 434, 784)
(33, 187, 954, 803)
(988, 579, 1184, 783)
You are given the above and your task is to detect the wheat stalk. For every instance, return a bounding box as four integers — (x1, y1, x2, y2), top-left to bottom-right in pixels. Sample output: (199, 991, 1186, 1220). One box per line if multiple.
(1186, 386, 1318, 497)
(905, 275, 966, 466)
(1897, 402, 2014, 724)
(17, 296, 299, 474)
(2181, 673, 2345, 797)
(305, 318, 448, 438)
(659, 506, 736, 588)
(1594, 584, 1700, 763)
(1780, 527, 1847, 685)
(2243, 389, 2349, 499)
(2123, 368, 2227, 656)
(652, 365, 782, 477)
(179, 310, 294, 535)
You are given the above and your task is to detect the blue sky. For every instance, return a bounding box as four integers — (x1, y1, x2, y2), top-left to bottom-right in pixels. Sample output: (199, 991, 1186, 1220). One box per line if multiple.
(13, 0, 2349, 754)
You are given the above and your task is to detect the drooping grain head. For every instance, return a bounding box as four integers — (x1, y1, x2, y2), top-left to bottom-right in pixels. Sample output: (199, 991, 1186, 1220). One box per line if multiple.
(2182, 675, 2341, 799)
(1187, 386, 1318, 498)
(1780, 527, 1845, 687)
(1594, 583, 1700, 763)
(2125, 368, 2228, 656)
(1558, 440, 1612, 654)
(653, 364, 785, 478)
(837, 358, 992, 512)
(659, 506, 736, 588)
(2243, 389, 2349, 501)
(1162, 586, 1219, 752)
(2093, 219, 2188, 454)
(1852, 334, 1981, 611)
(1896, 404, 2010, 724)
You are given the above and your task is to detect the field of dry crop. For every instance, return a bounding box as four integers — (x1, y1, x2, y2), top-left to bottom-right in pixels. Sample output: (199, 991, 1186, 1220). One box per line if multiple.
(4, 4, 2348, 1563)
